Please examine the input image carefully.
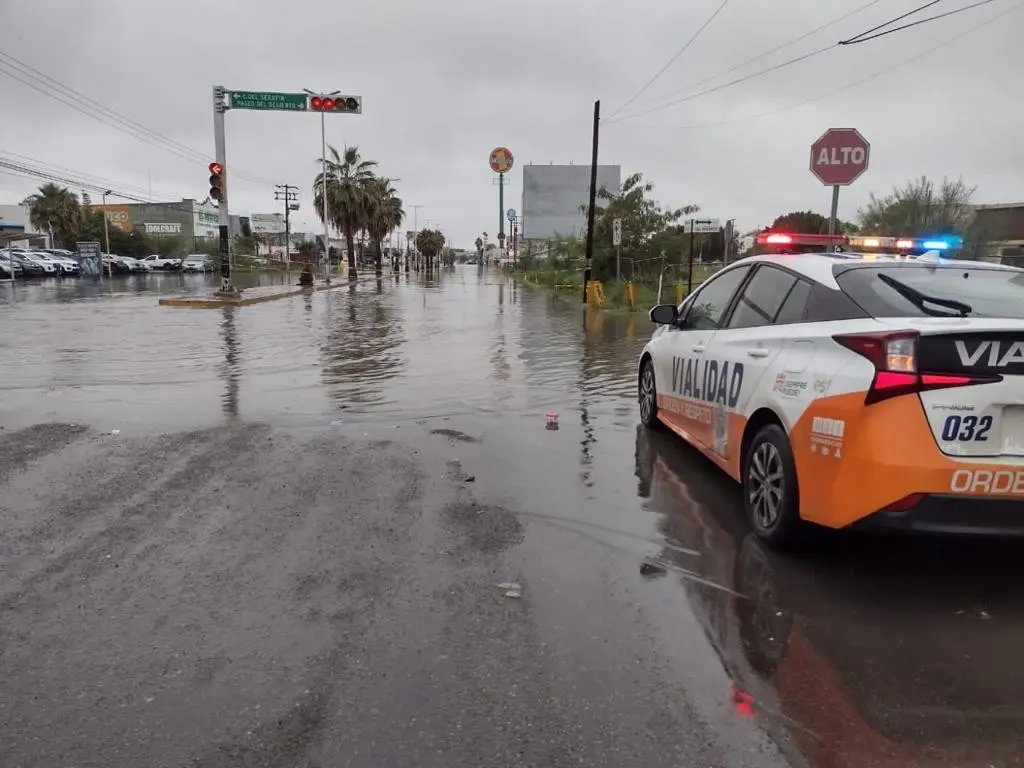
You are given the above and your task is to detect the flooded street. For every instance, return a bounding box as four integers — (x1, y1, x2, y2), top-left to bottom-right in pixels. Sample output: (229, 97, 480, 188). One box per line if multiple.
(1, 267, 1022, 768)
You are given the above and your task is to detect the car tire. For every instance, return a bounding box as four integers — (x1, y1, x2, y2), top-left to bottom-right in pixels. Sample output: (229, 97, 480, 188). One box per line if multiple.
(638, 358, 660, 429)
(742, 424, 802, 549)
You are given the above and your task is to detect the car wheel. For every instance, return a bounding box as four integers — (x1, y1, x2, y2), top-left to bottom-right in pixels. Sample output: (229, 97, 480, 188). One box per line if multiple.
(742, 424, 801, 548)
(638, 358, 660, 429)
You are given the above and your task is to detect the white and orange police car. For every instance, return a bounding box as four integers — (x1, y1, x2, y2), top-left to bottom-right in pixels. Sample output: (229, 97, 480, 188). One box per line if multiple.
(637, 235, 1024, 547)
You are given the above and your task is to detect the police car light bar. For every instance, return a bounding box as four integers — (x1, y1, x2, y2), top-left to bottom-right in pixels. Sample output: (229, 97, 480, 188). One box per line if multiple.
(755, 232, 847, 246)
(849, 234, 963, 251)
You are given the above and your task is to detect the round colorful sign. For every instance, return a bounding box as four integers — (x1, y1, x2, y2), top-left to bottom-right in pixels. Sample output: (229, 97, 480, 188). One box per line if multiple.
(489, 147, 514, 174)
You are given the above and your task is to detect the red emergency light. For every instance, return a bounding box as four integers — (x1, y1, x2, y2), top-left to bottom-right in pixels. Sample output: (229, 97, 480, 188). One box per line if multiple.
(755, 232, 848, 247)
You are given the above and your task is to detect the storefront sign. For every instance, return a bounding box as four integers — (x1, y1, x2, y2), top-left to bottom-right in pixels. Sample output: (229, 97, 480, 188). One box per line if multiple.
(144, 222, 182, 235)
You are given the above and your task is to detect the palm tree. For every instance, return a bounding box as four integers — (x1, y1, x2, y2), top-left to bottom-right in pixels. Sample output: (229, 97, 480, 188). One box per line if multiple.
(313, 144, 377, 279)
(21, 183, 81, 247)
(364, 178, 404, 277)
(416, 229, 445, 271)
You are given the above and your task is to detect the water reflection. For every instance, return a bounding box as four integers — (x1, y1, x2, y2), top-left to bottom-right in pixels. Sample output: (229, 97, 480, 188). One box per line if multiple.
(320, 284, 405, 412)
(635, 425, 1024, 768)
(0, 271, 296, 306)
(218, 307, 240, 419)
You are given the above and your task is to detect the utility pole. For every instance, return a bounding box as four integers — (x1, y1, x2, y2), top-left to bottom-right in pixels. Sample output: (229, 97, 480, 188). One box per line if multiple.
(101, 189, 112, 279)
(274, 184, 299, 266)
(583, 100, 600, 304)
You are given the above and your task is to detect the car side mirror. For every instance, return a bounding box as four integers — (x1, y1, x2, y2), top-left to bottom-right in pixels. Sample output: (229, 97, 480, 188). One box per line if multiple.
(649, 304, 679, 326)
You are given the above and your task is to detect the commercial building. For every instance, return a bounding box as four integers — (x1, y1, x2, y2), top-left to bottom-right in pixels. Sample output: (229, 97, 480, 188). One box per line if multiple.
(91, 198, 221, 251)
(520, 163, 622, 241)
(971, 203, 1024, 262)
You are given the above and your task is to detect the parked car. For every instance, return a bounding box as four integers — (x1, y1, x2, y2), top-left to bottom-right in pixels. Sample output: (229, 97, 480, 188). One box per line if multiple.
(182, 255, 215, 273)
(22, 252, 62, 275)
(100, 255, 132, 275)
(34, 249, 81, 275)
(141, 254, 182, 271)
(0, 253, 24, 278)
(13, 254, 49, 277)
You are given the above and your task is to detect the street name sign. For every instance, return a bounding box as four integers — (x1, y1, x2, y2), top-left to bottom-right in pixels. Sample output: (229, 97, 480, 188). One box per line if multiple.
(810, 128, 870, 186)
(684, 218, 721, 234)
(227, 91, 308, 112)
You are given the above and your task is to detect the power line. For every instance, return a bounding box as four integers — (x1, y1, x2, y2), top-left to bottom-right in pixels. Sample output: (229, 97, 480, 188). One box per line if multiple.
(607, 43, 835, 122)
(0, 49, 277, 187)
(0, 149, 167, 201)
(606, 0, 730, 119)
(605, 0, 1011, 123)
(840, 0, 944, 44)
(840, 0, 998, 44)
(0, 153, 218, 221)
(618, 0, 1021, 133)
(622, 0, 888, 114)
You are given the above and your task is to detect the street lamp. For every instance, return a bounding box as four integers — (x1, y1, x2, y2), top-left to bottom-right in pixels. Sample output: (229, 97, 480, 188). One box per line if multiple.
(304, 88, 340, 283)
(102, 190, 112, 278)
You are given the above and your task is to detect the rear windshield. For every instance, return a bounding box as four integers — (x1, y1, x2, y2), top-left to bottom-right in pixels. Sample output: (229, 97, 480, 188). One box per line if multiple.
(836, 264, 1024, 319)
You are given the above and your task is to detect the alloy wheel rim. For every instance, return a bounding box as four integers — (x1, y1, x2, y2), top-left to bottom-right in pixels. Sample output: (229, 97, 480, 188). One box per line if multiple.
(748, 442, 784, 530)
(639, 368, 655, 422)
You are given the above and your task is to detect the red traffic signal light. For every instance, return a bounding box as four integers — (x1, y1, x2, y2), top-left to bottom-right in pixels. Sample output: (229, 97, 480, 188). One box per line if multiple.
(308, 94, 361, 113)
(209, 161, 224, 202)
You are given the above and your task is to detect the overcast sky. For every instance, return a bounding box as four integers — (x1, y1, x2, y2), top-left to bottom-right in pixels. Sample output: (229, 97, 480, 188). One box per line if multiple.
(0, 0, 1020, 247)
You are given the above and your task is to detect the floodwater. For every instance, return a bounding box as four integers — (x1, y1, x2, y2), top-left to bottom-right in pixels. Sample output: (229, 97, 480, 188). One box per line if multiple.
(1, 266, 1022, 767)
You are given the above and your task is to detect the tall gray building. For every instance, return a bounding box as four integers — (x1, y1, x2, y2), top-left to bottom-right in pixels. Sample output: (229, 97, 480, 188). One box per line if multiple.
(521, 163, 621, 241)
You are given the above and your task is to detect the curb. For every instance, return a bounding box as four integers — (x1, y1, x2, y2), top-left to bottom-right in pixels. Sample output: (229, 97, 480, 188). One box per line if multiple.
(159, 284, 333, 309)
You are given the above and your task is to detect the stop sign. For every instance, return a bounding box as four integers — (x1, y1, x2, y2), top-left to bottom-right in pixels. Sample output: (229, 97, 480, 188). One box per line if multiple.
(809, 128, 870, 186)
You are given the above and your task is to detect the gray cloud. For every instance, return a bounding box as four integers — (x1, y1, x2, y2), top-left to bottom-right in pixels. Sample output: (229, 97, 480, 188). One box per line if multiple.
(1, 0, 1020, 245)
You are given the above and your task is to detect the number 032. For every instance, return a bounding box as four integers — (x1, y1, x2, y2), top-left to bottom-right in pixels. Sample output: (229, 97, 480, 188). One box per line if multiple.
(941, 414, 993, 442)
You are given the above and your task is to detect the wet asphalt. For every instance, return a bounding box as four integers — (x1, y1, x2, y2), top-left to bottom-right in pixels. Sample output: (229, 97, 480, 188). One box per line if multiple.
(1, 269, 1022, 768)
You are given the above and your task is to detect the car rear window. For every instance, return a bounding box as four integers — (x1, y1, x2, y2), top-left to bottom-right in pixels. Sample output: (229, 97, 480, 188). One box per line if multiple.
(836, 264, 1024, 319)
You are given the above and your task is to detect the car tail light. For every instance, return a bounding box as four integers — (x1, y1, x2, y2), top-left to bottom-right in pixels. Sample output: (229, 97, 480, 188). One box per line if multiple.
(833, 331, 998, 405)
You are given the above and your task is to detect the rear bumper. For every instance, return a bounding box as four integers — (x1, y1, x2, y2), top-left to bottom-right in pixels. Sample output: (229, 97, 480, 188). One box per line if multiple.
(854, 494, 1024, 536)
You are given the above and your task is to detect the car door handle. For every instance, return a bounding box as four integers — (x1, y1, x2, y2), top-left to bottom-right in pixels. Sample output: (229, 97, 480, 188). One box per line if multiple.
(692, 344, 706, 353)
(747, 348, 770, 358)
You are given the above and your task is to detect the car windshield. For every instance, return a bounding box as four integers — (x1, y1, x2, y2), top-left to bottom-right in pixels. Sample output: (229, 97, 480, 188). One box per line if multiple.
(836, 264, 1024, 319)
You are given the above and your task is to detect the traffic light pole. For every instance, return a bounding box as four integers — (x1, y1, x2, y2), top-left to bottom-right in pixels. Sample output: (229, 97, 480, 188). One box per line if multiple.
(212, 86, 234, 294)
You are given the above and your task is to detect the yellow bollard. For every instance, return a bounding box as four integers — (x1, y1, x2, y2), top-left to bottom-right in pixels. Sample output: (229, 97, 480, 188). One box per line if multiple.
(626, 281, 637, 311)
(675, 283, 684, 305)
(586, 280, 605, 309)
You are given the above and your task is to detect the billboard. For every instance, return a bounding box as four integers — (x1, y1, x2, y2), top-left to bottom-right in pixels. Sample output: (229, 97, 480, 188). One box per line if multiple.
(193, 204, 219, 239)
(94, 204, 133, 233)
(521, 164, 621, 241)
(250, 213, 286, 234)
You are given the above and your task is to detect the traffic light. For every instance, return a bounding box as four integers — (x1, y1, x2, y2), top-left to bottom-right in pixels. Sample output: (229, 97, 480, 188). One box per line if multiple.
(209, 161, 224, 202)
(308, 95, 362, 114)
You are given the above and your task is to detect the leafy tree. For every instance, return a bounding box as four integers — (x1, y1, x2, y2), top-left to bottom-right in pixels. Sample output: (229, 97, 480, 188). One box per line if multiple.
(771, 211, 826, 233)
(21, 183, 81, 247)
(233, 235, 257, 255)
(313, 144, 377, 279)
(415, 229, 445, 271)
(858, 176, 975, 237)
(295, 239, 317, 263)
(364, 177, 404, 277)
(586, 172, 698, 281)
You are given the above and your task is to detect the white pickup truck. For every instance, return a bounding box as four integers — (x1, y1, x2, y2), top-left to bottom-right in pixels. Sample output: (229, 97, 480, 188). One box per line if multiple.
(140, 254, 182, 270)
